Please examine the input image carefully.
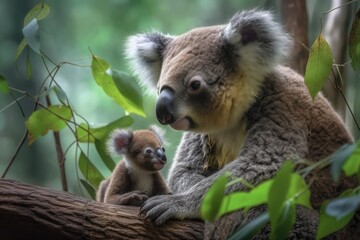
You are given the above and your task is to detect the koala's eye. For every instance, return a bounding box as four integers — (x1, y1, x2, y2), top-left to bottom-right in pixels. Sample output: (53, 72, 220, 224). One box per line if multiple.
(144, 148, 153, 155)
(190, 81, 201, 90)
(162, 147, 165, 152)
(187, 76, 204, 94)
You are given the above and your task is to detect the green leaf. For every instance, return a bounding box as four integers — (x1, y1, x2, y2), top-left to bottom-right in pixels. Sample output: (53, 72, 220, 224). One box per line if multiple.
(330, 144, 357, 183)
(24, 2, 50, 26)
(342, 141, 360, 177)
(200, 173, 229, 221)
(80, 179, 96, 199)
(91, 55, 145, 117)
(304, 34, 333, 100)
(268, 161, 294, 238)
(54, 86, 69, 106)
(326, 193, 360, 220)
(79, 151, 105, 188)
(16, 38, 27, 60)
(271, 200, 296, 240)
(0, 75, 10, 94)
(317, 190, 355, 239)
(288, 174, 311, 209)
(111, 69, 144, 117)
(76, 115, 134, 143)
(95, 139, 116, 171)
(22, 18, 40, 54)
(217, 180, 272, 217)
(215, 173, 310, 220)
(25, 105, 72, 144)
(26, 48, 31, 79)
(349, 8, 360, 71)
(228, 212, 270, 240)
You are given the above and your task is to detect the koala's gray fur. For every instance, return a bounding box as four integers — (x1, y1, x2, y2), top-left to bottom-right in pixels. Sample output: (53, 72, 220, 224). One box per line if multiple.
(126, 10, 358, 239)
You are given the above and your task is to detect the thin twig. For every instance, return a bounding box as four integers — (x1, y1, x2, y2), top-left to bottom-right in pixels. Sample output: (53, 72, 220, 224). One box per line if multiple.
(1, 88, 38, 178)
(0, 94, 27, 114)
(1, 130, 28, 178)
(332, 67, 360, 133)
(45, 94, 68, 192)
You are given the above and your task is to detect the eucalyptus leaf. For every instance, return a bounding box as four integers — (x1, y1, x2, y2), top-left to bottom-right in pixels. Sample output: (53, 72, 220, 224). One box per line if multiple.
(200, 173, 229, 221)
(22, 18, 40, 54)
(317, 189, 356, 239)
(0, 75, 10, 94)
(91, 55, 145, 117)
(25, 105, 72, 144)
(330, 144, 356, 183)
(80, 179, 96, 199)
(217, 180, 273, 217)
(95, 139, 116, 171)
(23, 2, 50, 26)
(349, 8, 360, 71)
(76, 115, 134, 143)
(342, 141, 360, 177)
(79, 151, 105, 188)
(268, 161, 293, 233)
(270, 200, 296, 240)
(304, 34, 333, 100)
(215, 171, 310, 220)
(326, 193, 360, 220)
(54, 86, 69, 106)
(111, 69, 144, 117)
(26, 48, 31, 79)
(288, 174, 311, 209)
(16, 38, 27, 60)
(228, 212, 269, 240)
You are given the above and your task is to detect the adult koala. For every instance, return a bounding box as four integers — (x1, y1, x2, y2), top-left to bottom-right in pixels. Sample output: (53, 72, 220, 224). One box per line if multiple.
(126, 10, 357, 239)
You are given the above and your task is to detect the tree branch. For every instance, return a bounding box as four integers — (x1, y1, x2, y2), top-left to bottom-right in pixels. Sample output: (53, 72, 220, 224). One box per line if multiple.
(0, 179, 204, 240)
(45, 94, 68, 192)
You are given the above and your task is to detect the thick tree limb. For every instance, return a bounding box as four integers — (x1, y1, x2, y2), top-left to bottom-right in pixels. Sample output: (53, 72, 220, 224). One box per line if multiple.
(0, 179, 204, 240)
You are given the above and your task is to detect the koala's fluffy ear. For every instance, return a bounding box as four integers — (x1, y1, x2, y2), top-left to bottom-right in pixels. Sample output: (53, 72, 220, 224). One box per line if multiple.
(125, 32, 173, 90)
(107, 129, 134, 155)
(223, 10, 292, 73)
(148, 125, 166, 145)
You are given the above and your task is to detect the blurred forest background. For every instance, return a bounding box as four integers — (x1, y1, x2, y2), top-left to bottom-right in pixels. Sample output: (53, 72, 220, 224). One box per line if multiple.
(0, 0, 359, 197)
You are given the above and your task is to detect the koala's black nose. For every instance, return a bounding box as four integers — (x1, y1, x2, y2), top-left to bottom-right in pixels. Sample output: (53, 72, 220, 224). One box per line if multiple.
(156, 148, 167, 163)
(156, 88, 175, 125)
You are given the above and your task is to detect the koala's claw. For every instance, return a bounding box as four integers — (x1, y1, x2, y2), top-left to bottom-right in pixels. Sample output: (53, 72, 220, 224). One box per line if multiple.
(140, 194, 188, 225)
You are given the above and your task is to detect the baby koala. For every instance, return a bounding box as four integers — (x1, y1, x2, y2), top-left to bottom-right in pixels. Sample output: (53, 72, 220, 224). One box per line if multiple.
(96, 125, 170, 206)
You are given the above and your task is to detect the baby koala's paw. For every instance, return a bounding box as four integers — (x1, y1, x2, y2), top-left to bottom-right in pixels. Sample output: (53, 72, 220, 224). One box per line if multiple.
(121, 191, 149, 206)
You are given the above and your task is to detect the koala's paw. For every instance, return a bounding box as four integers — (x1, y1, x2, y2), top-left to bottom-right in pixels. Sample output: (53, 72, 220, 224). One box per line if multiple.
(119, 191, 149, 206)
(139, 194, 197, 225)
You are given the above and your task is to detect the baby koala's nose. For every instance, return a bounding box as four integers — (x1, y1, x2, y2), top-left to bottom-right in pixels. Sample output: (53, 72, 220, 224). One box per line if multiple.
(155, 148, 167, 163)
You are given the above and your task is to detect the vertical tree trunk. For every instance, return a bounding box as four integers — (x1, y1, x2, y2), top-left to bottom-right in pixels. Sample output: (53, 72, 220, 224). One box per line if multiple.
(280, 0, 309, 76)
(323, 0, 349, 118)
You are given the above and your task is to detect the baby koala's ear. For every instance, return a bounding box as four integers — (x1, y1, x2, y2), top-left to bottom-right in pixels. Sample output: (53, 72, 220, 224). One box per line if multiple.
(107, 129, 134, 155)
(148, 125, 166, 145)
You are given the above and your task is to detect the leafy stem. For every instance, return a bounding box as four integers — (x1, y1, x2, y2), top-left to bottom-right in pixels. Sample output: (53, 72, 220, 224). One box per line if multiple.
(331, 66, 360, 133)
(45, 94, 68, 191)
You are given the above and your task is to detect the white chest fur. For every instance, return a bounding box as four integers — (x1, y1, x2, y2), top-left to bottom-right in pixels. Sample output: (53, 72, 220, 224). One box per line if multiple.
(130, 172, 153, 194)
(125, 159, 154, 194)
(205, 121, 247, 169)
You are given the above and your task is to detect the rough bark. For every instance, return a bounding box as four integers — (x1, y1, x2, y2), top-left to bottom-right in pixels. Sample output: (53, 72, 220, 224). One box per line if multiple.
(0, 179, 204, 240)
(280, 0, 309, 76)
